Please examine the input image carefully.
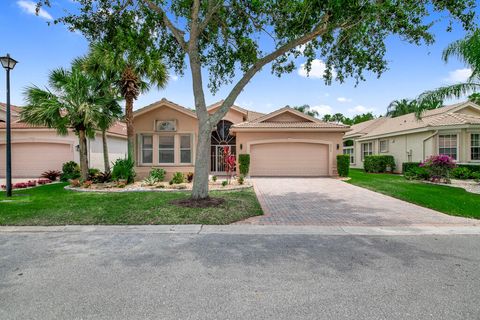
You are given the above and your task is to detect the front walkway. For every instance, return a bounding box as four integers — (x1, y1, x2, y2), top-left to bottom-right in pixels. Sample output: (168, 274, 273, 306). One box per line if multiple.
(240, 178, 477, 226)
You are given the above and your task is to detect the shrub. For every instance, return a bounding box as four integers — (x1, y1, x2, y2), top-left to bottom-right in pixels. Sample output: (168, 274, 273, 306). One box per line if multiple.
(142, 176, 158, 186)
(186, 172, 194, 183)
(222, 180, 228, 187)
(13, 182, 28, 189)
(92, 171, 112, 183)
(457, 164, 480, 175)
(420, 154, 456, 183)
(404, 166, 430, 181)
(27, 180, 37, 187)
(402, 162, 421, 173)
(364, 155, 396, 173)
(472, 172, 480, 183)
(41, 170, 61, 181)
(237, 174, 245, 185)
(37, 179, 52, 185)
(451, 167, 472, 180)
(60, 161, 80, 181)
(111, 158, 136, 184)
(212, 175, 218, 182)
(149, 168, 166, 182)
(170, 172, 184, 184)
(239, 154, 250, 176)
(336, 154, 350, 177)
(82, 180, 93, 188)
(69, 179, 81, 187)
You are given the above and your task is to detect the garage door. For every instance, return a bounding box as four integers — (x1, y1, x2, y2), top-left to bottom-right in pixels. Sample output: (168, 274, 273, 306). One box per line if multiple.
(0, 143, 73, 178)
(250, 142, 329, 176)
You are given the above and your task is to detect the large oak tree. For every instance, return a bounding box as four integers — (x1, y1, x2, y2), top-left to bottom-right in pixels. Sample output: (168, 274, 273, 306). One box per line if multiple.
(39, 0, 476, 199)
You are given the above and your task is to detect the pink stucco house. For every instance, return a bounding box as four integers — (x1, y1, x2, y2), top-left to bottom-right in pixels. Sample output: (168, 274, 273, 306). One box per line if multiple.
(133, 98, 350, 179)
(0, 103, 127, 179)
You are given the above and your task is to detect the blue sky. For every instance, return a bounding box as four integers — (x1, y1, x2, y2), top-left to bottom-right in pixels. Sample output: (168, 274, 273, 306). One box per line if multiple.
(0, 0, 477, 117)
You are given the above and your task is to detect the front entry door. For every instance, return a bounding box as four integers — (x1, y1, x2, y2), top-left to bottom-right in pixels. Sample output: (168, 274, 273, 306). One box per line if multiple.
(210, 145, 236, 174)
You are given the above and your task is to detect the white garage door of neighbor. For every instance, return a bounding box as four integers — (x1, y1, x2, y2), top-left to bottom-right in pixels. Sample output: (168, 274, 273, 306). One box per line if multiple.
(0, 143, 73, 178)
(250, 142, 329, 176)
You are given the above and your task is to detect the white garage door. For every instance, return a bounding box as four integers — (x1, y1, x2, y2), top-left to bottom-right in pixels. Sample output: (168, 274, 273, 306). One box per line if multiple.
(0, 143, 73, 178)
(250, 142, 329, 176)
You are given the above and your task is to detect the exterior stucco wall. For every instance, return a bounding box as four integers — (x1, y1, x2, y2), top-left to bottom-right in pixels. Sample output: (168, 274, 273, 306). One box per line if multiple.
(0, 129, 127, 177)
(235, 131, 344, 176)
(348, 128, 480, 172)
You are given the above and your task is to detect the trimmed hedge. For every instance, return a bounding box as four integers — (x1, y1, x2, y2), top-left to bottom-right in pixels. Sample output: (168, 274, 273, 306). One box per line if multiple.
(402, 162, 421, 173)
(458, 164, 480, 174)
(239, 154, 250, 176)
(337, 154, 350, 177)
(364, 155, 396, 173)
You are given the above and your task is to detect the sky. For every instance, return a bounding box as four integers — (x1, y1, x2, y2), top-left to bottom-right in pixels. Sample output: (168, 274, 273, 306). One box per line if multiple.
(0, 0, 477, 118)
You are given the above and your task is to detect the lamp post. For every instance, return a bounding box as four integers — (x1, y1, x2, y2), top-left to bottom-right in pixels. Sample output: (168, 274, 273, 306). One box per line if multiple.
(0, 54, 18, 197)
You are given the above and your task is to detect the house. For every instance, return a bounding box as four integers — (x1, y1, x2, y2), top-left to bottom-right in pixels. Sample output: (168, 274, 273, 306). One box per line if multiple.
(0, 103, 128, 178)
(343, 101, 480, 172)
(133, 98, 350, 179)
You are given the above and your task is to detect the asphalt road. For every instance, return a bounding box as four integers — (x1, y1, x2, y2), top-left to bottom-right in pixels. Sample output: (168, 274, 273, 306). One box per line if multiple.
(1, 232, 479, 319)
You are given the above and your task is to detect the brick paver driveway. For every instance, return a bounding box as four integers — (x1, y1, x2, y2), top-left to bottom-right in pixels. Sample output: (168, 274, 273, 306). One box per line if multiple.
(240, 178, 477, 226)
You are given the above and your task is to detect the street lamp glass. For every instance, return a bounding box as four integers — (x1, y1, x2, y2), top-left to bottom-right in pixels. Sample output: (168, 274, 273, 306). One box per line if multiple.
(0, 55, 18, 70)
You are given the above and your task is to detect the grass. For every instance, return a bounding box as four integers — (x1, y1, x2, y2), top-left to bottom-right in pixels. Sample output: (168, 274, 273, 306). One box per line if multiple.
(347, 169, 480, 219)
(0, 183, 263, 225)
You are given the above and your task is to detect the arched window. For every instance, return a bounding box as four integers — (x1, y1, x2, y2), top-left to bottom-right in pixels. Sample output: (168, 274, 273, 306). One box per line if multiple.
(211, 120, 236, 145)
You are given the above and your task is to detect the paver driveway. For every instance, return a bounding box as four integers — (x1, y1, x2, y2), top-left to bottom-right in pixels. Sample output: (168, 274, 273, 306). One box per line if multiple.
(240, 178, 477, 226)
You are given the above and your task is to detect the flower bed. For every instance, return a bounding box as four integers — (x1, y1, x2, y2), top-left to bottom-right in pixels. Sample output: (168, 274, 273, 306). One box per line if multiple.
(1, 179, 53, 190)
(65, 178, 252, 193)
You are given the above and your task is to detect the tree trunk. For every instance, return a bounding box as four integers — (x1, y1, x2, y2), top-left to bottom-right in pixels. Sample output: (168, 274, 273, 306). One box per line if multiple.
(125, 95, 135, 160)
(102, 130, 110, 173)
(78, 129, 89, 181)
(191, 121, 211, 200)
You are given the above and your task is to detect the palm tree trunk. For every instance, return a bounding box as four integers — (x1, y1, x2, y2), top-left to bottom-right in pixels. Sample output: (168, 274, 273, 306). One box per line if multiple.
(125, 95, 135, 160)
(78, 129, 89, 181)
(102, 130, 110, 173)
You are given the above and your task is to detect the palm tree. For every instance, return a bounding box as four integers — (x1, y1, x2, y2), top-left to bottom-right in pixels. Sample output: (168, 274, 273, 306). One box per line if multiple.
(418, 30, 480, 111)
(291, 104, 319, 118)
(322, 114, 333, 122)
(21, 66, 105, 181)
(84, 42, 169, 159)
(331, 113, 345, 123)
(386, 99, 417, 117)
(73, 57, 123, 173)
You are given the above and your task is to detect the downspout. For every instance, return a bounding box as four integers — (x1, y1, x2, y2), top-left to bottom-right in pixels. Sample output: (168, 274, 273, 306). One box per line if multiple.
(422, 130, 438, 160)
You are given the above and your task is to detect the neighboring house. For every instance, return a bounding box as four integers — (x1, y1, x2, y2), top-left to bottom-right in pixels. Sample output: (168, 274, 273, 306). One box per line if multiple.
(343, 101, 480, 172)
(0, 103, 127, 178)
(133, 98, 349, 179)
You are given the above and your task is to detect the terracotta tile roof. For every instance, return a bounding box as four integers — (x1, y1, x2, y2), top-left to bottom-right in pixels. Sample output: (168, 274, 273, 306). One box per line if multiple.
(0, 103, 22, 115)
(207, 100, 266, 121)
(232, 121, 350, 128)
(346, 101, 480, 139)
(134, 98, 197, 117)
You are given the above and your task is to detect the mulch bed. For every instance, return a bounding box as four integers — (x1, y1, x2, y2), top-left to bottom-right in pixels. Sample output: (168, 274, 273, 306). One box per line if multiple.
(170, 197, 225, 208)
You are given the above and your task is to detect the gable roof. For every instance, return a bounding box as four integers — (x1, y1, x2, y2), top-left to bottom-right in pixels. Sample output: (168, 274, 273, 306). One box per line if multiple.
(232, 106, 350, 130)
(133, 98, 197, 119)
(345, 101, 480, 140)
(0, 103, 22, 117)
(207, 100, 265, 121)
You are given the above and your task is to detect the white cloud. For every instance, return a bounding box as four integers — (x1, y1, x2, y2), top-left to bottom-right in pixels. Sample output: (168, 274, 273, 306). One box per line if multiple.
(347, 105, 375, 115)
(297, 59, 335, 79)
(337, 97, 352, 103)
(311, 104, 333, 116)
(17, 0, 53, 21)
(443, 68, 472, 83)
(170, 74, 179, 81)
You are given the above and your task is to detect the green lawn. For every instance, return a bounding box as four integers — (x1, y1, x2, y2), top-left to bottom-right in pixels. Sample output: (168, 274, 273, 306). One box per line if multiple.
(0, 183, 263, 225)
(347, 169, 480, 219)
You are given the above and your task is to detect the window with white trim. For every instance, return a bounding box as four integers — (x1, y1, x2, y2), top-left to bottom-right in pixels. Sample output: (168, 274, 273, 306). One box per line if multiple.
(471, 134, 480, 160)
(343, 140, 355, 164)
(361, 142, 373, 161)
(439, 134, 457, 160)
(180, 134, 192, 164)
(159, 135, 175, 163)
(379, 140, 389, 153)
(141, 135, 153, 164)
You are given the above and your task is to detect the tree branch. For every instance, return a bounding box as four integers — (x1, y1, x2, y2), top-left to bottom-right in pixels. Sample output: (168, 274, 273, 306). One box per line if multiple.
(210, 15, 331, 123)
(197, 0, 222, 35)
(141, 0, 188, 51)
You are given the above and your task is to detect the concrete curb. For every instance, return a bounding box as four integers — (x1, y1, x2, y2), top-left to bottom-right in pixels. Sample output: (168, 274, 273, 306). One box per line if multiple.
(0, 224, 480, 235)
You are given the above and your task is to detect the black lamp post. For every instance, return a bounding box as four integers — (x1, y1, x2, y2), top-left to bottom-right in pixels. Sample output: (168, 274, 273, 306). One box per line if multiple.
(0, 54, 18, 197)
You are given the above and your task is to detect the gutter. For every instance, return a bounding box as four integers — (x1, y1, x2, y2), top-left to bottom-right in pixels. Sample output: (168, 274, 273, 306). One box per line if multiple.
(422, 130, 438, 160)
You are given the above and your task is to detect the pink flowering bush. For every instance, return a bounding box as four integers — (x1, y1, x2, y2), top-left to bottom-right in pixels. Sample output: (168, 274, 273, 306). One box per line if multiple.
(420, 154, 456, 183)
